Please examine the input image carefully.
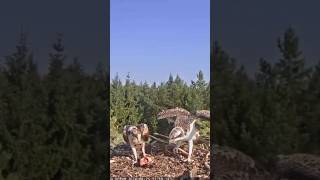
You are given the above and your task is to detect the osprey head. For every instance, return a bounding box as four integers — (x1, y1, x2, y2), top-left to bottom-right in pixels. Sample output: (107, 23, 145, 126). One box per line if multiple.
(128, 126, 141, 142)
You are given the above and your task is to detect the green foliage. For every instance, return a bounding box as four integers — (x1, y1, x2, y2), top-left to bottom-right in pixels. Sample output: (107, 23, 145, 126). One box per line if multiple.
(110, 73, 210, 142)
(110, 111, 123, 146)
(0, 33, 106, 179)
(214, 27, 320, 166)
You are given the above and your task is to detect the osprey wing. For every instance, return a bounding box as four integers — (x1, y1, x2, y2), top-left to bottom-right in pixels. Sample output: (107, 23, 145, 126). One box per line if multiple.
(195, 110, 210, 120)
(137, 123, 149, 142)
(174, 115, 195, 132)
(157, 107, 191, 122)
(122, 125, 130, 144)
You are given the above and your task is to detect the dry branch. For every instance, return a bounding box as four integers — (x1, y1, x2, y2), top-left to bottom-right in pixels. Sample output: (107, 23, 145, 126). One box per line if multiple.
(153, 133, 169, 139)
(177, 148, 189, 157)
(149, 135, 169, 144)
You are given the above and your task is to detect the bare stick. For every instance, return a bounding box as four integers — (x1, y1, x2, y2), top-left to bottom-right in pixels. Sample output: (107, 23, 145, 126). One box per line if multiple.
(149, 135, 169, 144)
(177, 148, 189, 157)
(164, 144, 189, 157)
(153, 133, 169, 139)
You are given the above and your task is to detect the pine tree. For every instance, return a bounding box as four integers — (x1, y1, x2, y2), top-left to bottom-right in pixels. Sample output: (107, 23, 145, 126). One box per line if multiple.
(275, 27, 311, 97)
(0, 31, 52, 179)
(301, 61, 320, 152)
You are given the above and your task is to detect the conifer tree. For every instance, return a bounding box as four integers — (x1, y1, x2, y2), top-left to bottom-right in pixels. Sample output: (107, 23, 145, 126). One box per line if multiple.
(275, 27, 311, 97)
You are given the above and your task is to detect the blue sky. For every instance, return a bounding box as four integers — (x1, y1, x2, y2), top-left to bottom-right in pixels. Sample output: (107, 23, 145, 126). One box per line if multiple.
(214, 0, 320, 76)
(0, 0, 106, 74)
(110, 0, 210, 85)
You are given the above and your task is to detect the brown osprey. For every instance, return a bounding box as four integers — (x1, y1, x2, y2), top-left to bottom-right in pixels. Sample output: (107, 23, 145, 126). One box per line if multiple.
(157, 107, 210, 162)
(123, 123, 149, 164)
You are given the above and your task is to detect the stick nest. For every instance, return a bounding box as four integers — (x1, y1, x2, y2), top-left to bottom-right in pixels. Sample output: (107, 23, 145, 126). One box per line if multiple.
(110, 142, 210, 178)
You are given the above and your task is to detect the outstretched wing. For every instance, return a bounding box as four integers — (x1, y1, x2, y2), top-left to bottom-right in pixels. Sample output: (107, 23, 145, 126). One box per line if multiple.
(175, 115, 195, 132)
(195, 110, 210, 120)
(157, 107, 191, 123)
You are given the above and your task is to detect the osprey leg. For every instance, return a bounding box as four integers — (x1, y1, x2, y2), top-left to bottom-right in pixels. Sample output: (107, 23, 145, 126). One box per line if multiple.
(173, 141, 182, 154)
(187, 140, 193, 162)
(142, 142, 147, 157)
(130, 145, 138, 164)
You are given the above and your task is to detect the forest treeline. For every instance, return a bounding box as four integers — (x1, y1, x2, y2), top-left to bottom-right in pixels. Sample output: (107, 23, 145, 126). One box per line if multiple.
(213, 27, 320, 166)
(0, 33, 107, 179)
(1, 26, 319, 178)
(110, 71, 210, 145)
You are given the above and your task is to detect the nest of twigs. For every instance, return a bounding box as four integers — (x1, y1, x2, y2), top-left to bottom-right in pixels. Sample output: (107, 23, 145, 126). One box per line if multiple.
(110, 135, 210, 178)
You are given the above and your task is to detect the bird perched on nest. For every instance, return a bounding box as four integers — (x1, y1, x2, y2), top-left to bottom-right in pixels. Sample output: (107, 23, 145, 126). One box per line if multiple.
(157, 107, 210, 162)
(123, 123, 149, 165)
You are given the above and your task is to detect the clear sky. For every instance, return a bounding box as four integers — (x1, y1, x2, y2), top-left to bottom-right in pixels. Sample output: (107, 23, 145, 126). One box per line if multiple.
(110, 0, 210, 85)
(214, 0, 320, 76)
(0, 0, 106, 74)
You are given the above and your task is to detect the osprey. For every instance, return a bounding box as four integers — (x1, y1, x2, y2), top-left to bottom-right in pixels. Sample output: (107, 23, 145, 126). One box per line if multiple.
(123, 123, 149, 164)
(157, 107, 210, 162)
